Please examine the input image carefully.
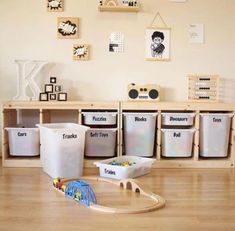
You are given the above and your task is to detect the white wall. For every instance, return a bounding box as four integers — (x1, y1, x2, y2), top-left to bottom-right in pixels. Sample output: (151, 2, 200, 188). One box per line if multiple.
(1, 0, 235, 103)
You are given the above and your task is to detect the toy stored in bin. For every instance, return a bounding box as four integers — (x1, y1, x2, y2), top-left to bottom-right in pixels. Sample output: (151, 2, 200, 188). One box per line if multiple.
(94, 156, 156, 180)
(5, 127, 40, 156)
(37, 123, 89, 178)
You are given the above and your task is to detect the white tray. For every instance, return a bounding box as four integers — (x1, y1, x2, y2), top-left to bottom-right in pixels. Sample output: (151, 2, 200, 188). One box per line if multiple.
(94, 156, 155, 180)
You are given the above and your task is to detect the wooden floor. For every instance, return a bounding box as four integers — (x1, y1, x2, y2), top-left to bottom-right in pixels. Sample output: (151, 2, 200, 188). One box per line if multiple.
(1, 165, 235, 231)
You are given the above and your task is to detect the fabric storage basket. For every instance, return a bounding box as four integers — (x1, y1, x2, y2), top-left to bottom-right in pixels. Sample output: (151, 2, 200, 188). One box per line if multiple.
(85, 128, 117, 157)
(5, 127, 40, 156)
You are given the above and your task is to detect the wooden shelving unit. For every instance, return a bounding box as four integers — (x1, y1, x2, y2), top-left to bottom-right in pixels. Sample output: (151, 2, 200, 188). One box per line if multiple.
(2, 101, 235, 169)
(98, 5, 139, 12)
(1, 101, 120, 168)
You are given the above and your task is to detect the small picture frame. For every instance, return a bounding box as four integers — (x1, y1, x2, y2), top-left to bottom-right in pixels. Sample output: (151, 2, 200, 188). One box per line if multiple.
(39, 93, 48, 101)
(145, 27, 171, 61)
(50, 77, 57, 84)
(45, 84, 54, 93)
(47, 0, 63, 12)
(57, 17, 79, 39)
(55, 85, 62, 92)
(50, 94, 57, 101)
(73, 44, 90, 60)
(58, 93, 67, 101)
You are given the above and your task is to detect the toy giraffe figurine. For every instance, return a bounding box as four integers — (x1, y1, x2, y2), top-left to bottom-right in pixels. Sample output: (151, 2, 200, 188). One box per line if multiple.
(53, 177, 165, 214)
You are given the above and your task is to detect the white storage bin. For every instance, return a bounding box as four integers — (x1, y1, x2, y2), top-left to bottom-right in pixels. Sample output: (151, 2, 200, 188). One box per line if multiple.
(37, 123, 89, 178)
(82, 112, 117, 125)
(161, 113, 195, 126)
(200, 113, 233, 157)
(94, 156, 155, 180)
(5, 127, 39, 156)
(161, 128, 195, 157)
(85, 128, 117, 157)
(123, 113, 157, 157)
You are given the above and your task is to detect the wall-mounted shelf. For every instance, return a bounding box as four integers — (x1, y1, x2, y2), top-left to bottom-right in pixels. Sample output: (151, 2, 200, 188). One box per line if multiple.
(98, 5, 139, 12)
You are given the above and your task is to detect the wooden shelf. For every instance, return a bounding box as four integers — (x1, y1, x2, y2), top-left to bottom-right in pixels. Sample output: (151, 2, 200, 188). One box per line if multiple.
(98, 5, 139, 12)
(2, 101, 235, 169)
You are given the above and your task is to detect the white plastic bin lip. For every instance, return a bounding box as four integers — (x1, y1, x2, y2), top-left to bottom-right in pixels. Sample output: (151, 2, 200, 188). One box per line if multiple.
(36, 123, 90, 131)
(82, 112, 117, 116)
(5, 127, 39, 131)
(200, 113, 234, 117)
(161, 128, 196, 132)
(94, 156, 156, 168)
(123, 112, 158, 116)
(161, 112, 196, 117)
(87, 128, 117, 131)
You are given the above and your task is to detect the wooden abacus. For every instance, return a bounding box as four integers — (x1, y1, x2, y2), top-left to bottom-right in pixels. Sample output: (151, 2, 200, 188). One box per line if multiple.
(188, 74, 220, 102)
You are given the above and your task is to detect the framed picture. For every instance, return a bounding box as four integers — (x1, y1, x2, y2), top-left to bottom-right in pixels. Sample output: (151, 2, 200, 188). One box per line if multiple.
(50, 77, 57, 84)
(145, 27, 171, 61)
(58, 93, 67, 101)
(73, 44, 90, 61)
(45, 84, 53, 93)
(50, 94, 57, 101)
(47, 0, 63, 12)
(55, 85, 62, 92)
(39, 93, 48, 101)
(57, 17, 79, 39)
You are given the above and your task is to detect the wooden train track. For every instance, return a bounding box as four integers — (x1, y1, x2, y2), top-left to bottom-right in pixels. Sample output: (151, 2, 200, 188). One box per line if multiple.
(53, 176, 165, 214)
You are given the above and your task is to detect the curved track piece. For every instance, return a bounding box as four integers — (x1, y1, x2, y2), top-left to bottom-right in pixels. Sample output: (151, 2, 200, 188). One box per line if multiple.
(53, 177, 165, 214)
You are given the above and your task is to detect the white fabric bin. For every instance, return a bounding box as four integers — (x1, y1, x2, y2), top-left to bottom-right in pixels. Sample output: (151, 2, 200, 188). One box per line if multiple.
(200, 113, 233, 157)
(37, 123, 89, 178)
(123, 113, 157, 157)
(85, 128, 117, 157)
(161, 128, 195, 157)
(82, 112, 117, 125)
(161, 113, 195, 126)
(5, 127, 39, 156)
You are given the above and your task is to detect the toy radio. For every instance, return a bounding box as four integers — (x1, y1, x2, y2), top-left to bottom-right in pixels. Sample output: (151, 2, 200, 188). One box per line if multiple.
(127, 83, 160, 101)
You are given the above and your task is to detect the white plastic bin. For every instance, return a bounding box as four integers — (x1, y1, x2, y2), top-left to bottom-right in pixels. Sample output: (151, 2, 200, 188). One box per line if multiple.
(123, 113, 157, 157)
(82, 112, 117, 125)
(85, 128, 117, 157)
(200, 113, 233, 157)
(161, 113, 195, 126)
(37, 123, 89, 178)
(161, 128, 195, 157)
(94, 156, 155, 180)
(5, 127, 39, 156)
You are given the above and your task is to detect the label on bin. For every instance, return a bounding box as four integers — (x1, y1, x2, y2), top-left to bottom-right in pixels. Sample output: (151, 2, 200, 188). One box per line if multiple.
(173, 132, 181, 137)
(104, 168, 116, 175)
(62, 133, 78, 139)
(170, 117, 188, 122)
(135, 117, 147, 122)
(18, 132, 27, 137)
(90, 132, 109, 138)
(92, 116, 107, 122)
(213, 118, 222, 123)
